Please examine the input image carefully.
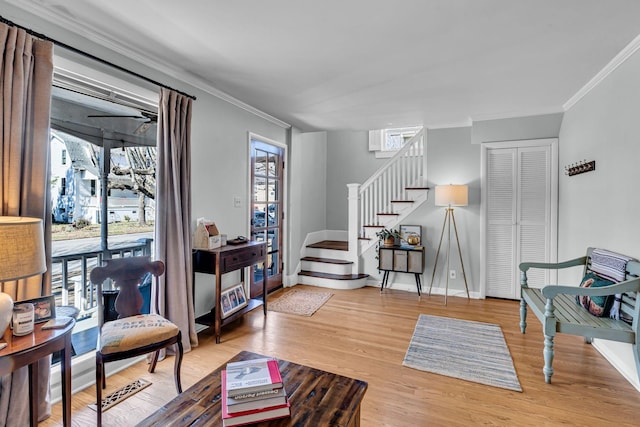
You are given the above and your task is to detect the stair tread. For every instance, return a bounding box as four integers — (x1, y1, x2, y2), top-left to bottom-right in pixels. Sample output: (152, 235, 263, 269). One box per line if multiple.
(301, 256, 352, 265)
(391, 200, 415, 203)
(299, 270, 369, 280)
(306, 240, 348, 251)
(405, 186, 431, 190)
(377, 213, 399, 216)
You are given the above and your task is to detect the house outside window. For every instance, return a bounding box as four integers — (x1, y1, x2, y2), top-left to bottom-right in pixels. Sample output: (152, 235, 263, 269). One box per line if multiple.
(62, 149, 67, 165)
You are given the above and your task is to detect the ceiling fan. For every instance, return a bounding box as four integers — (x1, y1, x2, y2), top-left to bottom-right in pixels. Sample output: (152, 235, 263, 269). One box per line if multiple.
(87, 111, 157, 135)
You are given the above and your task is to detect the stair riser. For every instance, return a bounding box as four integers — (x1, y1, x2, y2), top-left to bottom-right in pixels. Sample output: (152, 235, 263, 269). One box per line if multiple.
(297, 274, 367, 290)
(300, 261, 352, 275)
(304, 248, 349, 260)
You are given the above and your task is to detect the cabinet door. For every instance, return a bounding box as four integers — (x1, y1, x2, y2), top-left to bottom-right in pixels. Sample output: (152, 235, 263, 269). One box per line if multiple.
(394, 250, 408, 272)
(379, 248, 394, 270)
(407, 251, 423, 273)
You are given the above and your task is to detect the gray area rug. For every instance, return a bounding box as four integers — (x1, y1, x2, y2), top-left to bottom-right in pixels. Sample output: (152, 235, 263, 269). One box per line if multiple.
(403, 314, 522, 392)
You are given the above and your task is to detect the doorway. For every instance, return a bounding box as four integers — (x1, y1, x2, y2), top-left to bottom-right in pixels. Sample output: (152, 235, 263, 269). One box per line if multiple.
(249, 135, 285, 297)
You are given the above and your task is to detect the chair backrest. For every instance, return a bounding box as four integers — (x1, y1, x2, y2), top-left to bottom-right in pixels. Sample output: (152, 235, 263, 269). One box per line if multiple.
(90, 256, 164, 326)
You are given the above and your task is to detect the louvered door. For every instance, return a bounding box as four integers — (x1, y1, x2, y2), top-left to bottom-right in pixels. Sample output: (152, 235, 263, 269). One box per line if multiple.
(482, 139, 557, 299)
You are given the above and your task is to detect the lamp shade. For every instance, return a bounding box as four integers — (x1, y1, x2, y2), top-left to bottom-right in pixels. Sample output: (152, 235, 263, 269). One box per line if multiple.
(0, 216, 46, 282)
(435, 184, 468, 207)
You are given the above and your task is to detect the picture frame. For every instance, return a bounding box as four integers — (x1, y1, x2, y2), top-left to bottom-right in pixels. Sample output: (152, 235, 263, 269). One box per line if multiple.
(221, 283, 248, 318)
(399, 224, 422, 246)
(21, 295, 56, 323)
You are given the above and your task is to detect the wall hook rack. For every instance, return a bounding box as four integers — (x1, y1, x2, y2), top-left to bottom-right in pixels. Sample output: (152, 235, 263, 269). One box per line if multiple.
(564, 160, 595, 176)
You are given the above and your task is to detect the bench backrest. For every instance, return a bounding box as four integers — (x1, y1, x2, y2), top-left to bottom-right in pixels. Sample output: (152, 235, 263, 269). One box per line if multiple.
(585, 247, 640, 325)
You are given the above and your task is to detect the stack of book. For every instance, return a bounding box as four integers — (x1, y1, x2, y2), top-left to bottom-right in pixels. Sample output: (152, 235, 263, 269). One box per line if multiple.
(221, 357, 290, 426)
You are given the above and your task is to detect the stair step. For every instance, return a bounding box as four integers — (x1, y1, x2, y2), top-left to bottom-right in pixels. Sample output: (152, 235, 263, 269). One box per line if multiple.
(377, 213, 399, 216)
(301, 256, 352, 265)
(405, 186, 431, 190)
(299, 270, 369, 280)
(306, 240, 348, 251)
(391, 200, 415, 203)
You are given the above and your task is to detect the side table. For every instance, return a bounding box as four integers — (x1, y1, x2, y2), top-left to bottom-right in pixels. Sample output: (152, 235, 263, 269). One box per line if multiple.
(0, 320, 75, 427)
(378, 245, 425, 295)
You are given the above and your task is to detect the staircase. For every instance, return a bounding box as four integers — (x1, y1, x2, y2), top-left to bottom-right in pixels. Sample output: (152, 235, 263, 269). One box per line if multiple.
(297, 130, 429, 289)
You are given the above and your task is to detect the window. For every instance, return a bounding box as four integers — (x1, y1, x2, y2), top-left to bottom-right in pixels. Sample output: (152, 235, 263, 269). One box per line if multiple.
(369, 126, 422, 158)
(60, 177, 66, 195)
(90, 180, 96, 196)
(61, 149, 67, 165)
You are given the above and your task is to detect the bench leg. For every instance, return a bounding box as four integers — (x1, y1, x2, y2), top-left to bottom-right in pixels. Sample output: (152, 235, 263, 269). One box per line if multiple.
(543, 334, 554, 383)
(519, 299, 527, 333)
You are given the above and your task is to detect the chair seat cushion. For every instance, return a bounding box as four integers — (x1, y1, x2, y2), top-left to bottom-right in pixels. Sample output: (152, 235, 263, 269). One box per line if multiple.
(99, 314, 179, 354)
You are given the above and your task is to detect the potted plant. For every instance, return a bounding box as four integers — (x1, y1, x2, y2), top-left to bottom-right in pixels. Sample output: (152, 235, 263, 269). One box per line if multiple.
(375, 228, 402, 247)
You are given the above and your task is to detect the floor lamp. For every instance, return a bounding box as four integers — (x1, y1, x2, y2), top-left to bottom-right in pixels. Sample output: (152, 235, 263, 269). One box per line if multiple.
(428, 185, 470, 305)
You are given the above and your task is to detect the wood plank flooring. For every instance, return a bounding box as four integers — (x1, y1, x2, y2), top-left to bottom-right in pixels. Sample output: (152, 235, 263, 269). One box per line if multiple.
(41, 285, 640, 426)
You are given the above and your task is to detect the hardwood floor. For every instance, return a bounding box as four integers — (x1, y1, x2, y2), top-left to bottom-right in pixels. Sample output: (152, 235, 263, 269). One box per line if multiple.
(41, 285, 640, 426)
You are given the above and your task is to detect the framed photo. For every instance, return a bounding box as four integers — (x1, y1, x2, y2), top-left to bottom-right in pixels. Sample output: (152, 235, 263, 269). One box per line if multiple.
(399, 224, 422, 246)
(22, 295, 56, 323)
(221, 283, 248, 318)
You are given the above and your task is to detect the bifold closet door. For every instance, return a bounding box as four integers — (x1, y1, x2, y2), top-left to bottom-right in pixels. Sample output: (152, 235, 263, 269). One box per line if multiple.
(484, 140, 557, 299)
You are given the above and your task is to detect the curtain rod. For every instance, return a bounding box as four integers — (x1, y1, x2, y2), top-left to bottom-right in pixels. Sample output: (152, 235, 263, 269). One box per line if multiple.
(0, 15, 196, 101)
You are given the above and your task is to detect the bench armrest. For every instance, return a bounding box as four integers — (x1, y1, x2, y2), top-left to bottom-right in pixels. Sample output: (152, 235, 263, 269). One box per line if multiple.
(520, 256, 587, 274)
(542, 277, 640, 299)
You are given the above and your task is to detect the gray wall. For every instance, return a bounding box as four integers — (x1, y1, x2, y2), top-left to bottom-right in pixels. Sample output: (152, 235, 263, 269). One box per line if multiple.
(326, 131, 385, 229)
(287, 131, 328, 280)
(472, 113, 563, 144)
(558, 40, 640, 387)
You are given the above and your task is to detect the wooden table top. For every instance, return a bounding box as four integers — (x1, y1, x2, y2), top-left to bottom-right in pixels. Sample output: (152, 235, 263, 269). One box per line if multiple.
(137, 350, 368, 427)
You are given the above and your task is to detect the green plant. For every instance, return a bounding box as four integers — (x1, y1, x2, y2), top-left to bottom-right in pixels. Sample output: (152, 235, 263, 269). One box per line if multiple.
(375, 228, 402, 243)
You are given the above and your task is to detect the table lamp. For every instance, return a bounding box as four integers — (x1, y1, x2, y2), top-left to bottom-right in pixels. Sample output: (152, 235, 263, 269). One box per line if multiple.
(0, 217, 46, 337)
(428, 185, 470, 304)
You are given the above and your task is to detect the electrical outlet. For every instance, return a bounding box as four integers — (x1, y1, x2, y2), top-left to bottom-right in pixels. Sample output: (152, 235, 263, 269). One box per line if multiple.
(233, 196, 241, 208)
(449, 270, 456, 279)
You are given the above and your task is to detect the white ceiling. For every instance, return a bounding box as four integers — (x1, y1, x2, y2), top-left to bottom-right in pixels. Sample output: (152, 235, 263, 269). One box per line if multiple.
(9, 0, 640, 131)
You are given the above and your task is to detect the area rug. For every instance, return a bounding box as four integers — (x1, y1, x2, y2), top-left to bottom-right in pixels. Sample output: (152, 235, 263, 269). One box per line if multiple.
(403, 314, 522, 392)
(268, 290, 333, 316)
(89, 378, 152, 412)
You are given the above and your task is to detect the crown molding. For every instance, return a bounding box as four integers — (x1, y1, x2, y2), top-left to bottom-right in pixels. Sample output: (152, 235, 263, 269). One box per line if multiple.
(5, 1, 291, 129)
(564, 33, 640, 111)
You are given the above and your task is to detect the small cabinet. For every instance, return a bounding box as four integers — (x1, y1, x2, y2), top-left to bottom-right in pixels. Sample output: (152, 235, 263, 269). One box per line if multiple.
(378, 246, 425, 294)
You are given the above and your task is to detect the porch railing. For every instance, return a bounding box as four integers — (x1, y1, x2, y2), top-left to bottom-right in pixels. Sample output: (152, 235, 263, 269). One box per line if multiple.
(51, 238, 152, 318)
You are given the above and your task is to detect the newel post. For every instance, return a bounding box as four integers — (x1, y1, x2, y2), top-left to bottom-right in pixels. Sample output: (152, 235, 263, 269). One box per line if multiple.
(347, 183, 361, 274)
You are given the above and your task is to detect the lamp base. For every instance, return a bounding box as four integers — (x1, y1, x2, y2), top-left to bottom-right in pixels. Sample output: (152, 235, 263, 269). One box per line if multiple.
(0, 292, 14, 337)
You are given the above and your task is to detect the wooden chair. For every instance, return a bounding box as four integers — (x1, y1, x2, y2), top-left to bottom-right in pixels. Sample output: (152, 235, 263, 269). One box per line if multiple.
(90, 256, 183, 426)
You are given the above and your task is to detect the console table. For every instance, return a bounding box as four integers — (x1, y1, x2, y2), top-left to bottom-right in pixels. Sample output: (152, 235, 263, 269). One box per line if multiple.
(136, 350, 368, 426)
(0, 320, 75, 427)
(378, 245, 425, 295)
(193, 241, 267, 343)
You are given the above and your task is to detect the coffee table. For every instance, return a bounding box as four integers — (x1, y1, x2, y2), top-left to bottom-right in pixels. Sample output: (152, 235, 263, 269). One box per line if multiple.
(136, 350, 368, 426)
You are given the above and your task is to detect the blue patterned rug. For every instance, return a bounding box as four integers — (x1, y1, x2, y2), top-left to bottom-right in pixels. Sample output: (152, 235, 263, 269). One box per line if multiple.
(403, 314, 522, 392)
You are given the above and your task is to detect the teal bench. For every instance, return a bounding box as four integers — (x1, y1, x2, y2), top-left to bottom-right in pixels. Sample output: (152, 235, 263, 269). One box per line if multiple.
(519, 247, 640, 384)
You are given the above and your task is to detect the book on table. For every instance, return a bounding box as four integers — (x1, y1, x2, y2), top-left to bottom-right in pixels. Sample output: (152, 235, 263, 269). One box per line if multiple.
(226, 385, 288, 413)
(225, 357, 283, 397)
(221, 369, 290, 426)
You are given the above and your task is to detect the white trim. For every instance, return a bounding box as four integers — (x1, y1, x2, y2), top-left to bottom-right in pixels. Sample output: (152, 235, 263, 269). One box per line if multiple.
(592, 340, 640, 392)
(564, 33, 640, 111)
(6, 1, 291, 130)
